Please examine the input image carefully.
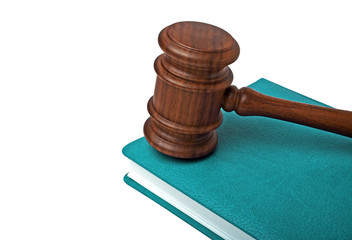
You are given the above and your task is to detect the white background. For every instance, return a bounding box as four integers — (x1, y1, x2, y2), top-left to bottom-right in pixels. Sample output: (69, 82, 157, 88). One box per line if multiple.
(0, 1, 351, 239)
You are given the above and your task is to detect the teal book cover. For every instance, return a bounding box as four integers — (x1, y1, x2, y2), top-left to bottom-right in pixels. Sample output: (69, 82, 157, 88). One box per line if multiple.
(123, 79, 352, 240)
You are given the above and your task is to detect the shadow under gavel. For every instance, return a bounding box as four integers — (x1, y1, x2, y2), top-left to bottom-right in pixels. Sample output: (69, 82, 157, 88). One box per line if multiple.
(143, 21, 352, 159)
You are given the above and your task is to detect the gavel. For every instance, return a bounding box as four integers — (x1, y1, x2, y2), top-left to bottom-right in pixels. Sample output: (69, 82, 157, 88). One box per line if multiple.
(143, 21, 352, 159)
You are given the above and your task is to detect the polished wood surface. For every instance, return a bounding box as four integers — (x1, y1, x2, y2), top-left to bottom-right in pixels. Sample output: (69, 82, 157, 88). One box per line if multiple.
(222, 86, 352, 138)
(144, 21, 352, 159)
(144, 21, 239, 158)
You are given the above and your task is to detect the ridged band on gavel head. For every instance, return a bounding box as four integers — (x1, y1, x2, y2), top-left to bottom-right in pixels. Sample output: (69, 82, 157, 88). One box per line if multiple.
(144, 21, 240, 159)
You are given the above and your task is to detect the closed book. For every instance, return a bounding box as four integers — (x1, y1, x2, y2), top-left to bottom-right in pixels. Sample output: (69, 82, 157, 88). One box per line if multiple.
(123, 78, 352, 240)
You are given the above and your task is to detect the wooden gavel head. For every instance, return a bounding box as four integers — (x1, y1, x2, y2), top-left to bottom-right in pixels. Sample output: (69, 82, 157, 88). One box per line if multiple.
(144, 21, 240, 159)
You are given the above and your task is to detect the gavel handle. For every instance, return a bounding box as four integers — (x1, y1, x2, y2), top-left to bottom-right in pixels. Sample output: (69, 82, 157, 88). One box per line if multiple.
(222, 86, 352, 138)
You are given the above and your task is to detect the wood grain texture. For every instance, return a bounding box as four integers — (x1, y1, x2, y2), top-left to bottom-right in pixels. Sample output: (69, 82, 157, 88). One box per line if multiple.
(144, 21, 352, 159)
(222, 86, 352, 137)
(144, 22, 239, 158)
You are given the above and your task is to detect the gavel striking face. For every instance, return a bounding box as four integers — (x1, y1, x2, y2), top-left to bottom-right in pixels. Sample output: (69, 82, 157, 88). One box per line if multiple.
(143, 21, 352, 159)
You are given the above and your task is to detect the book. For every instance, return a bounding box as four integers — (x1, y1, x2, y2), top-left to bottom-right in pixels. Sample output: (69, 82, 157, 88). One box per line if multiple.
(122, 78, 352, 240)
